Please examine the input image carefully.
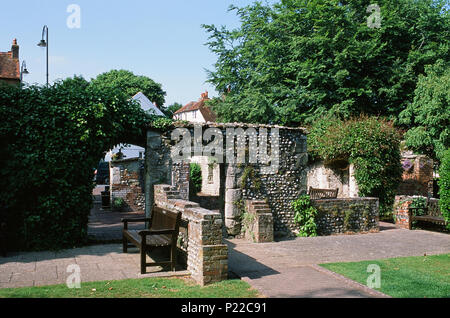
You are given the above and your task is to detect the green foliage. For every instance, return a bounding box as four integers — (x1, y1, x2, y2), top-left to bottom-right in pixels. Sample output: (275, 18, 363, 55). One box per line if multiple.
(91, 69, 167, 107)
(308, 116, 403, 216)
(162, 102, 183, 118)
(0, 76, 170, 251)
(399, 60, 450, 162)
(410, 196, 428, 228)
(112, 197, 126, 211)
(438, 150, 450, 229)
(240, 165, 262, 191)
(189, 163, 202, 196)
(203, 0, 450, 126)
(292, 195, 318, 237)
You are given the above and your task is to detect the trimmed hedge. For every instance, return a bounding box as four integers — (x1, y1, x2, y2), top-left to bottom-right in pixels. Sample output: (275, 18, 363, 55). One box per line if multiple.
(0, 77, 172, 251)
(438, 150, 450, 229)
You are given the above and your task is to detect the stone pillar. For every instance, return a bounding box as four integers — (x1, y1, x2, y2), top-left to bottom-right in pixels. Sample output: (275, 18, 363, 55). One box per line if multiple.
(394, 196, 412, 230)
(184, 207, 228, 286)
(145, 130, 171, 218)
(224, 164, 243, 235)
(154, 184, 228, 286)
(172, 162, 190, 201)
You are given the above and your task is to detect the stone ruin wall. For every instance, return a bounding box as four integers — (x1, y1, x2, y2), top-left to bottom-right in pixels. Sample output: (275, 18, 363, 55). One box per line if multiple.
(109, 158, 145, 212)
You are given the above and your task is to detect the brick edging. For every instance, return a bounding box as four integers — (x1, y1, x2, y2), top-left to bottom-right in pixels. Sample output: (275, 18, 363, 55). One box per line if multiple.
(310, 264, 391, 298)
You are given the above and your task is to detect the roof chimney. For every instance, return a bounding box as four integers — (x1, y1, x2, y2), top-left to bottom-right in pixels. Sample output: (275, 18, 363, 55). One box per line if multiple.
(11, 39, 19, 59)
(201, 91, 209, 100)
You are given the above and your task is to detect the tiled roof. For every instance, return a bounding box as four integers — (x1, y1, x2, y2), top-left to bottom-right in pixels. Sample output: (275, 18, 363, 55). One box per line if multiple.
(0, 51, 19, 80)
(174, 92, 217, 122)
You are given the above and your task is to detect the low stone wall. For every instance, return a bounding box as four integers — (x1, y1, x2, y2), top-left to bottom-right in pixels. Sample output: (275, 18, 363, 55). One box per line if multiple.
(312, 198, 379, 235)
(393, 195, 442, 230)
(154, 184, 228, 286)
(109, 158, 145, 212)
(243, 200, 274, 243)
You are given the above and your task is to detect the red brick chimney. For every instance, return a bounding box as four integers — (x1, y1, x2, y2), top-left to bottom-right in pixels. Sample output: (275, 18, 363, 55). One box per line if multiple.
(11, 39, 19, 59)
(200, 91, 209, 100)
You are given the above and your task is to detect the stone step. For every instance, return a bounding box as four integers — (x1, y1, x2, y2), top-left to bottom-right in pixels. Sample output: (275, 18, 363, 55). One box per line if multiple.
(250, 200, 267, 204)
(253, 209, 272, 214)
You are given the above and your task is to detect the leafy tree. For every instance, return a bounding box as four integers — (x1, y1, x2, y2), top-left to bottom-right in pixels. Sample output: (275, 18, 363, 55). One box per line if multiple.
(162, 102, 183, 118)
(203, 0, 449, 126)
(91, 69, 167, 107)
(399, 59, 450, 162)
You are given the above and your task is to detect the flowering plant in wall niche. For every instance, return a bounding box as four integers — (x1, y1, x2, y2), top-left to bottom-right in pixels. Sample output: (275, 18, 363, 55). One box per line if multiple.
(402, 159, 414, 172)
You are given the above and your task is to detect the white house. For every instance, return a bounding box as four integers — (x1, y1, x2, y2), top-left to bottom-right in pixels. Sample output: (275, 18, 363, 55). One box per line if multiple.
(173, 91, 219, 196)
(104, 92, 166, 161)
(173, 91, 216, 123)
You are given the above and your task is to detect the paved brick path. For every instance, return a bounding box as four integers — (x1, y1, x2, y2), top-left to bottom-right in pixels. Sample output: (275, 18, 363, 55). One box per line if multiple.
(88, 186, 145, 242)
(1, 191, 449, 297)
(227, 222, 450, 298)
(0, 187, 188, 289)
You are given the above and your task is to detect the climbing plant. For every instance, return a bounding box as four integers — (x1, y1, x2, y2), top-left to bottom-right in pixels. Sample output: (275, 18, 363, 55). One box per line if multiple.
(292, 195, 318, 237)
(0, 77, 172, 251)
(308, 116, 403, 218)
(438, 149, 450, 229)
(189, 163, 202, 197)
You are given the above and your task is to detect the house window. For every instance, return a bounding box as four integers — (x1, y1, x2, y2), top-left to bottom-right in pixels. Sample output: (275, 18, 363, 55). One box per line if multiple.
(193, 111, 196, 119)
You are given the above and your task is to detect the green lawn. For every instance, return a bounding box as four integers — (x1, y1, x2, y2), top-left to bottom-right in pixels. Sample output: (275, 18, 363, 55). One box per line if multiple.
(320, 253, 450, 298)
(0, 277, 261, 298)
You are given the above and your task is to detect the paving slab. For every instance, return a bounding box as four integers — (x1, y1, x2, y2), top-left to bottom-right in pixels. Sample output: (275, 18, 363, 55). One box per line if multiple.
(0, 243, 189, 289)
(227, 222, 450, 298)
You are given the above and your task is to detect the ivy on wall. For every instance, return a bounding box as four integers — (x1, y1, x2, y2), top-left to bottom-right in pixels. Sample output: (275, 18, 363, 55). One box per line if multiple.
(308, 116, 403, 218)
(438, 150, 450, 229)
(0, 77, 172, 251)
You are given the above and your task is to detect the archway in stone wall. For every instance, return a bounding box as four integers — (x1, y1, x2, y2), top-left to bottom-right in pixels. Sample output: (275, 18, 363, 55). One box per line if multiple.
(88, 136, 149, 242)
(144, 123, 309, 238)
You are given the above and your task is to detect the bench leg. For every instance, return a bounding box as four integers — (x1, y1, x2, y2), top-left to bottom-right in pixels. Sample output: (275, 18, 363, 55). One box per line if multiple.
(170, 246, 176, 272)
(140, 248, 146, 274)
(122, 235, 127, 253)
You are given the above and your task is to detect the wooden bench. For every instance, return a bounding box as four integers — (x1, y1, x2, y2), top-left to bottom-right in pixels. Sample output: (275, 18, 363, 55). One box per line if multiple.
(409, 198, 446, 227)
(308, 187, 339, 200)
(122, 206, 182, 274)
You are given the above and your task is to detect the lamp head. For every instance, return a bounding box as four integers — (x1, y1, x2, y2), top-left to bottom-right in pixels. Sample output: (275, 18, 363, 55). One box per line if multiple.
(37, 39, 47, 47)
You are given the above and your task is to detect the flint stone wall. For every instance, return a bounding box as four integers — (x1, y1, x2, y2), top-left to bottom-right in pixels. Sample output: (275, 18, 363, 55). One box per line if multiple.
(311, 198, 379, 235)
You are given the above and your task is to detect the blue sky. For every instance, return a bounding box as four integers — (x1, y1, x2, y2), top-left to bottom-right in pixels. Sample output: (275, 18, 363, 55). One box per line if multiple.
(0, 0, 273, 107)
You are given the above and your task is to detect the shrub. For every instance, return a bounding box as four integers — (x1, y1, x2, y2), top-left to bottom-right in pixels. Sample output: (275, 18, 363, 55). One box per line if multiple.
(292, 195, 318, 237)
(189, 163, 202, 197)
(112, 197, 126, 211)
(438, 150, 450, 229)
(0, 77, 172, 251)
(308, 116, 403, 218)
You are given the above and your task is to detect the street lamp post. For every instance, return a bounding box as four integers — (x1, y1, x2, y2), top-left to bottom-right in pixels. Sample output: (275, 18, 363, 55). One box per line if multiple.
(20, 61, 29, 84)
(37, 25, 49, 86)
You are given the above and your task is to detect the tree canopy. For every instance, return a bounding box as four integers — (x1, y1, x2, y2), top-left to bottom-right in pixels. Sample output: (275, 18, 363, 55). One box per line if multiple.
(399, 59, 449, 162)
(203, 0, 450, 126)
(91, 69, 167, 107)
